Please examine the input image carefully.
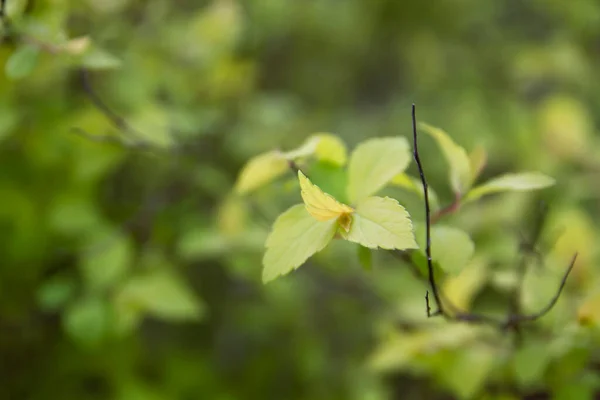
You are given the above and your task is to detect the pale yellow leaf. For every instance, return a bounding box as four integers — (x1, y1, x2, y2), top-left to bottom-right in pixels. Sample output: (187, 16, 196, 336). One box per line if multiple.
(298, 171, 354, 222)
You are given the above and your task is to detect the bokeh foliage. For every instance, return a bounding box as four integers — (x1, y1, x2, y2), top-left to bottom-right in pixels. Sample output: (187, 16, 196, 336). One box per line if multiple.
(1, 0, 600, 399)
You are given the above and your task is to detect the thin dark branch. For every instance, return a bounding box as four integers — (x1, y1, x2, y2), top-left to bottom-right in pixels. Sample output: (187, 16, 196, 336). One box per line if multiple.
(412, 104, 445, 318)
(79, 69, 142, 138)
(506, 253, 577, 326)
(410, 104, 575, 330)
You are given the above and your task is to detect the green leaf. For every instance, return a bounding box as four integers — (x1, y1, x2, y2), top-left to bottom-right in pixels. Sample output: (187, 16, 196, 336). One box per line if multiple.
(343, 196, 418, 250)
(283, 133, 347, 166)
(464, 172, 556, 203)
(262, 204, 337, 283)
(234, 150, 289, 194)
(81, 233, 133, 291)
(390, 172, 439, 207)
(313, 133, 347, 166)
(116, 270, 204, 322)
(513, 342, 552, 386)
(37, 276, 76, 311)
(81, 48, 122, 70)
(357, 245, 373, 271)
(469, 144, 487, 183)
(440, 346, 496, 399)
(347, 137, 411, 203)
(5, 44, 40, 80)
(416, 225, 474, 275)
(63, 297, 109, 347)
(419, 123, 472, 195)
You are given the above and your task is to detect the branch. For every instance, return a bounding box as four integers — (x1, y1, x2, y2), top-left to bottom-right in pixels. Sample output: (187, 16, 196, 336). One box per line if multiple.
(411, 103, 576, 330)
(412, 104, 444, 318)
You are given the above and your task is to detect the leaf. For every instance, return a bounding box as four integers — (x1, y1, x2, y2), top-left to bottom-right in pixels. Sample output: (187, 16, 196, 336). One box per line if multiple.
(262, 204, 337, 283)
(307, 161, 348, 204)
(234, 150, 289, 194)
(513, 342, 552, 386)
(357, 245, 373, 271)
(440, 346, 496, 399)
(343, 196, 418, 250)
(81, 48, 122, 70)
(116, 270, 204, 322)
(443, 258, 487, 311)
(464, 172, 556, 203)
(578, 292, 600, 326)
(63, 297, 109, 347)
(283, 133, 347, 166)
(217, 195, 248, 237)
(5, 44, 40, 80)
(37, 276, 75, 311)
(469, 144, 487, 183)
(419, 123, 472, 195)
(416, 225, 475, 275)
(298, 170, 353, 222)
(80, 233, 133, 291)
(347, 137, 411, 203)
(313, 133, 347, 166)
(390, 172, 439, 207)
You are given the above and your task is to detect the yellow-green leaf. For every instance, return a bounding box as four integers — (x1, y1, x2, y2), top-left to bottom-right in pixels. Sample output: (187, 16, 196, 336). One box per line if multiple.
(416, 225, 475, 275)
(343, 196, 418, 250)
(464, 172, 555, 203)
(116, 270, 205, 322)
(419, 123, 472, 195)
(234, 150, 289, 194)
(298, 170, 354, 223)
(347, 137, 411, 203)
(263, 204, 337, 283)
(313, 133, 347, 166)
(390, 172, 439, 207)
(282, 133, 347, 166)
(469, 144, 487, 183)
(5, 44, 40, 80)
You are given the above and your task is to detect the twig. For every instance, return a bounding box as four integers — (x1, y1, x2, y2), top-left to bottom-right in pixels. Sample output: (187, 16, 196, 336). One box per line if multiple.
(412, 104, 445, 318)
(411, 103, 577, 329)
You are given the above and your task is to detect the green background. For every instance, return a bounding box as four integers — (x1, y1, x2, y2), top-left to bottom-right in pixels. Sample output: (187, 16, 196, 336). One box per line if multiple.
(1, 0, 600, 398)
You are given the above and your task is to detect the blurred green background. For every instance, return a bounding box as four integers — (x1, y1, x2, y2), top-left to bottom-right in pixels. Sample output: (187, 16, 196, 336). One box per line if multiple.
(1, 0, 600, 399)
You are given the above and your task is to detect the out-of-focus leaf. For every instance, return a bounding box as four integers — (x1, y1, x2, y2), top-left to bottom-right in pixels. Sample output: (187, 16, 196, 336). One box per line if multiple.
(390, 172, 440, 207)
(81, 47, 122, 70)
(578, 292, 600, 326)
(439, 346, 497, 400)
(217, 195, 248, 237)
(343, 196, 418, 250)
(313, 133, 347, 166)
(5, 44, 40, 80)
(80, 232, 133, 291)
(443, 257, 487, 311)
(469, 144, 487, 183)
(513, 342, 552, 386)
(464, 172, 555, 203)
(234, 150, 289, 194)
(419, 123, 472, 195)
(63, 296, 109, 347)
(539, 95, 592, 160)
(347, 137, 411, 203)
(62, 36, 92, 55)
(283, 133, 347, 166)
(263, 204, 337, 283)
(416, 225, 474, 275)
(357, 245, 372, 271)
(37, 276, 76, 311)
(116, 269, 204, 322)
